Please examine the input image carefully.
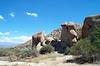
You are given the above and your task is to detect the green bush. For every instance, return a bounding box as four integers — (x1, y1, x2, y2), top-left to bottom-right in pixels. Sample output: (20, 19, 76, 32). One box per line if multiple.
(64, 47, 70, 55)
(89, 25, 100, 52)
(0, 48, 12, 56)
(0, 46, 38, 58)
(40, 45, 54, 54)
(16, 48, 38, 58)
(68, 25, 100, 62)
(69, 38, 97, 56)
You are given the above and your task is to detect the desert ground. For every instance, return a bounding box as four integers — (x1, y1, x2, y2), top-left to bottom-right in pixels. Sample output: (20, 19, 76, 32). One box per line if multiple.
(0, 53, 100, 66)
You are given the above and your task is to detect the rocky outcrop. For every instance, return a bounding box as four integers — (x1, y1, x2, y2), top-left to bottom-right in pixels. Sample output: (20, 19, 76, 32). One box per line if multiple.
(32, 32, 54, 49)
(82, 15, 100, 38)
(32, 32, 45, 48)
(61, 23, 78, 47)
(45, 37, 54, 44)
(47, 23, 81, 41)
(47, 29, 61, 40)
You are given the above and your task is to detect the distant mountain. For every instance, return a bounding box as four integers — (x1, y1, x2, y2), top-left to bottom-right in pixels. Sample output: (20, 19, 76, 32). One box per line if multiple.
(0, 42, 21, 48)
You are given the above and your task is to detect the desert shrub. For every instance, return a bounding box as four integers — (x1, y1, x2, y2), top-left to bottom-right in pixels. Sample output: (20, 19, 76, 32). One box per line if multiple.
(0, 48, 13, 56)
(16, 48, 38, 58)
(69, 38, 98, 56)
(40, 45, 54, 54)
(0, 48, 7, 56)
(68, 25, 100, 62)
(64, 47, 70, 55)
(89, 25, 100, 51)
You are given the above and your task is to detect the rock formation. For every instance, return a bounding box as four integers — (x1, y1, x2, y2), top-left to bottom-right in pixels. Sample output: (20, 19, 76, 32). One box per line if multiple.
(82, 15, 100, 38)
(45, 37, 54, 44)
(32, 32, 45, 48)
(61, 23, 78, 47)
(48, 29, 61, 40)
(32, 32, 54, 49)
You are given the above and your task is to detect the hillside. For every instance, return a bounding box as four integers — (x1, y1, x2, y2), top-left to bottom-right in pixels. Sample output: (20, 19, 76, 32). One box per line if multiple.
(16, 40, 32, 48)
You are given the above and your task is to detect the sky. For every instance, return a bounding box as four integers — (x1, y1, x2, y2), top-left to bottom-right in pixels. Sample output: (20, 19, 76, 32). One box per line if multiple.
(0, 0, 100, 44)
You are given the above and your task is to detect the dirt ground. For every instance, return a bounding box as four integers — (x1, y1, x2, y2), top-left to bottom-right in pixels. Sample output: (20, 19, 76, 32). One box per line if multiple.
(0, 53, 100, 66)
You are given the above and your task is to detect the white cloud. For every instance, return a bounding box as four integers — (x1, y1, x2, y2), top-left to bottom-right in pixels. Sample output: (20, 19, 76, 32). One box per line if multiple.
(13, 35, 31, 43)
(0, 32, 11, 35)
(0, 15, 4, 20)
(0, 31, 19, 36)
(0, 37, 13, 42)
(0, 35, 31, 43)
(9, 12, 15, 17)
(26, 12, 38, 17)
(0, 31, 31, 44)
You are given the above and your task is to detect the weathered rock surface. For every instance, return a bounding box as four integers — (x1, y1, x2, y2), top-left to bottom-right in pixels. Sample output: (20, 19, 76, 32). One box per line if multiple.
(32, 32, 54, 49)
(61, 23, 78, 47)
(47, 29, 61, 40)
(32, 32, 45, 48)
(82, 15, 100, 38)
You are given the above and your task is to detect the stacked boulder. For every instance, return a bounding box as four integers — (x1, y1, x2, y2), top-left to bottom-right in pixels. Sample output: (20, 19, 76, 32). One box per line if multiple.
(61, 23, 78, 47)
(32, 32, 45, 48)
(31, 23, 79, 52)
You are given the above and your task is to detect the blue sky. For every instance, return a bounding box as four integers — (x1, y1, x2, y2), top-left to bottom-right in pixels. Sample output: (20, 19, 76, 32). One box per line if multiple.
(0, 0, 100, 44)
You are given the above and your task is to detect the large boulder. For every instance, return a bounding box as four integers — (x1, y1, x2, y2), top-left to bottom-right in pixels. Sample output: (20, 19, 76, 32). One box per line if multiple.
(82, 15, 100, 38)
(45, 37, 54, 44)
(32, 32, 54, 49)
(61, 23, 78, 47)
(32, 32, 45, 48)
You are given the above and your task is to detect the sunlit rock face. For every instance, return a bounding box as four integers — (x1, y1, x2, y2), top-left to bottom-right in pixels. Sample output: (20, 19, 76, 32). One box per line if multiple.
(32, 32, 54, 50)
(45, 37, 54, 44)
(82, 15, 100, 38)
(32, 32, 45, 48)
(61, 23, 78, 47)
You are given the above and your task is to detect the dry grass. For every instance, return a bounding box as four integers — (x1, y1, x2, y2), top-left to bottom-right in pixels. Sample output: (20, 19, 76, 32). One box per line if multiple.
(0, 53, 100, 66)
(30, 52, 63, 63)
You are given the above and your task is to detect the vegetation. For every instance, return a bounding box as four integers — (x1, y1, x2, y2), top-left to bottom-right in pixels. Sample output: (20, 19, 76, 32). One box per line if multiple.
(68, 25, 100, 61)
(40, 44, 54, 54)
(0, 43, 38, 60)
(0, 48, 12, 56)
(15, 48, 38, 58)
(0, 23, 100, 63)
(69, 38, 97, 56)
